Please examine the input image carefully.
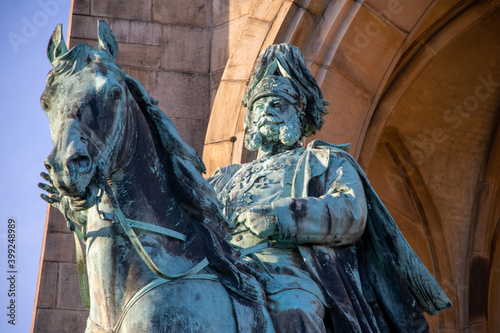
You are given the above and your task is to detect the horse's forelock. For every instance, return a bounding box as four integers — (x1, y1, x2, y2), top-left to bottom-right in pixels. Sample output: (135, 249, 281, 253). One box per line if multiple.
(48, 43, 122, 84)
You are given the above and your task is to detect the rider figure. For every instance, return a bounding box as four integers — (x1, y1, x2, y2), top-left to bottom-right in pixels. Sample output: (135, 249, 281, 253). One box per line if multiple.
(209, 44, 451, 332)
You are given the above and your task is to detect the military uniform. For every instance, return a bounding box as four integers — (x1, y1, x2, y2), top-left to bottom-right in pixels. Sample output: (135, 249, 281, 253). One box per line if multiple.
(210, 141, 451, 332)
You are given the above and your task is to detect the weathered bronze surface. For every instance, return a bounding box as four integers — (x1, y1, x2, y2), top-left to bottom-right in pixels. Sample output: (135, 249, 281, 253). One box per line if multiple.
(39, 20, 451, 333)
(39, 21, 275, 333)
(209, 44, 452, 332)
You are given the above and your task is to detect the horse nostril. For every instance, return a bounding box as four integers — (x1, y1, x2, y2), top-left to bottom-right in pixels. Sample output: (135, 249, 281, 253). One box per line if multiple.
(44, 160, 53, 172)
(68, 154, 92, 173)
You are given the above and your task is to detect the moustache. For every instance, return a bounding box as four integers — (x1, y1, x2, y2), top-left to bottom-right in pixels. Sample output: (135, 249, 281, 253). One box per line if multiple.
(256, 116, 283, 127)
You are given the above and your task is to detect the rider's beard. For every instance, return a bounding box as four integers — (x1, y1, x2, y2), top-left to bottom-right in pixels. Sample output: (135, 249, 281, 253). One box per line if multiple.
(244, 130, 263, 151)
(260, 123, 280, 142)
(244, 117, 302, 151)
(279, 115, 302, 146)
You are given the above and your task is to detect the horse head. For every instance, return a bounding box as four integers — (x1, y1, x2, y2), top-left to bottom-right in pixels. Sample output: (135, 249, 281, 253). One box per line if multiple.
(41, 21, 129, 211)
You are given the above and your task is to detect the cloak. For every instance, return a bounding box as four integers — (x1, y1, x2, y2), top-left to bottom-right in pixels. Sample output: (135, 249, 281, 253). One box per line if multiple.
(295, 140, 452, 332)
(211, 140, 452, 332)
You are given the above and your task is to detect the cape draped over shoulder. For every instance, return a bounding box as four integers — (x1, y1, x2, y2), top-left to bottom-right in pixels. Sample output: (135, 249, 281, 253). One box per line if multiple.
(210, 140, 451, 332)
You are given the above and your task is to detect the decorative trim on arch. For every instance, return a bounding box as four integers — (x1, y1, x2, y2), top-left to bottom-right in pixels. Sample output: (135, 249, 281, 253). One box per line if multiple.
(468, 119, 500, 331)
(203, 0, 296, 176)
(357, 0, 500, 170)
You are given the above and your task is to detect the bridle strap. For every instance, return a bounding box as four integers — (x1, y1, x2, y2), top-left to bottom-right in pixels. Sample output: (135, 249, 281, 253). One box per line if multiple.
(112, 205, 210, 280)
(66, 177, 211, 311)
(95, 174, 211, 279)
(126, 218, 186, 241)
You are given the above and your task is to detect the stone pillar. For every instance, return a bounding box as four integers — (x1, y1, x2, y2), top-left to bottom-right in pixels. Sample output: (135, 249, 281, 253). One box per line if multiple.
(31, 208, 88, 332)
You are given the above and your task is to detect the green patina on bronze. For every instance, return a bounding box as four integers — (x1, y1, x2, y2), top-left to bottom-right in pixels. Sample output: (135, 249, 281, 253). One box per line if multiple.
(209, 43, 452, 332)
(38, 21, 451, 333)
(39, 21, 275, 333)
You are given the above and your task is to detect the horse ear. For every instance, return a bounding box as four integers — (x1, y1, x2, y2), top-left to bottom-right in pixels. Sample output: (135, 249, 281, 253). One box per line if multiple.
(47, 24, 69, 66)
(97, 20, 118, 59)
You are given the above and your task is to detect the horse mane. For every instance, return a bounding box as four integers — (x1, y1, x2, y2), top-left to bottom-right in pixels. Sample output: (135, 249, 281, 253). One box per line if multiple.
(47, 44, 226, 234)
(124, 75, 264, 303)
(48, 42, 231, 239)
(123, 75, 231, 235)
(48, 42, 263, 302)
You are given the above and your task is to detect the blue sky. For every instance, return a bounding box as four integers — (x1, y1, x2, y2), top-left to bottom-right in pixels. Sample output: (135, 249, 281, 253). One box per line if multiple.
(0, 1, 72, 332)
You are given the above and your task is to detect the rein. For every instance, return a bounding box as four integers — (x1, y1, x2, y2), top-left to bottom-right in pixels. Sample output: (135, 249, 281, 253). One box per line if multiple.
(97, 175, 211, 280)
(69, 172, 211, 314)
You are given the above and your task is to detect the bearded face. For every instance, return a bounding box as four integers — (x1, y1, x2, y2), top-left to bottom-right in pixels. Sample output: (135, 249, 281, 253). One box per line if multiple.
(245, 96, 303, 151)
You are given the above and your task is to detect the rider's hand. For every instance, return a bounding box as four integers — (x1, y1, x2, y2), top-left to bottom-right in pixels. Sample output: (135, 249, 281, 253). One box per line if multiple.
(38, 172, 62, 206)
(38, 172, 87, 229)
(236, 205, 278, 239)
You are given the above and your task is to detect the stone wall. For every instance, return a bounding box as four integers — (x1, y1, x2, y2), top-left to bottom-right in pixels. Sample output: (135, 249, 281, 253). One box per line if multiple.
(32, 208, 88, 332)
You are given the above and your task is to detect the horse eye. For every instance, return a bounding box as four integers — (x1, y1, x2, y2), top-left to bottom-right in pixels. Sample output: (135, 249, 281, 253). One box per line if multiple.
(111, 88, 122, 100)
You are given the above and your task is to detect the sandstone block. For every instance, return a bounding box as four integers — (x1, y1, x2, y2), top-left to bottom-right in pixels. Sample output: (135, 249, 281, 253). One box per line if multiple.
(202, 140, 234, 177)
(281, 6, 316, 49)
(92, 0, 151, 21)
(211, 70, 224, 93)
(212, 0, 252, 26)
(47, 206, 69, 233)
(57, 263, 88, 309)
(110, 19, 161, 46)
(161, 25, 210, 73)
(148, 71, 210, 121)
(70, 15, 103, 40)
(365, 0, 433, 33)
(152, 0, 207, 26)
(36, 262, 58, 308)
(169, 117, 210, 156)
(43, 232, 76, 263)
(311, 68, 371, 151)
(306, 0, 331, 17)
(33, 308, 89, 333)
(221, 18, 271, 81)
(73, 0, 90, 15)
(211, 23, 230, 73)
(210, 69, 224, 106)
(251, 0, 288, 22)
(265, 0, 298, 48)
(116, 44, 160, 70)
(331, 4, 405, 95)
(121, 66, 151, 91)
(205, 80, 247, 143)
(211, 16, 246, 72)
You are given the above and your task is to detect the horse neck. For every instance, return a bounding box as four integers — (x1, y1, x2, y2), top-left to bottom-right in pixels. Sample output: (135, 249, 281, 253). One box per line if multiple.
(111, 102, 186, 231)
(85, 99, 195, 327)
